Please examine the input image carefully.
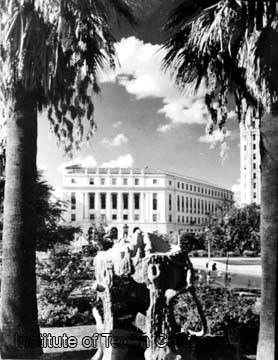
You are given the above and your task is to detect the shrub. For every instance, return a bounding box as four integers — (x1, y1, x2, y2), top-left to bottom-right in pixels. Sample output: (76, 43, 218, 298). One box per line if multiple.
(37, 249, 98, 327)
(243, 250, 257, 257)
(174, 284, 259, 352)
(212, 249, 225, 257)
(189, 250, 199, 257)
(227, 251, 240, 257)
(189, 250, 208, 257)
(179, 233, 205, 252)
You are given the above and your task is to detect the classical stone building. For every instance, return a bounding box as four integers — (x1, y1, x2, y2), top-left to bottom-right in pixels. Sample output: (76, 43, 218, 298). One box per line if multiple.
(240, 113, 261, 205)
(62, 167, 233, 238)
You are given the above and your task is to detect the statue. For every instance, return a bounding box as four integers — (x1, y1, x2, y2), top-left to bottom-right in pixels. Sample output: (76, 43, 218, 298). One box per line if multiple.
(90, 229, 208, 360)
(91, 230, 240, 360)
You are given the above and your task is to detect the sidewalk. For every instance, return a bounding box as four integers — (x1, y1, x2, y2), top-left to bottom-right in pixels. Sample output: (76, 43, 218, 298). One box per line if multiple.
(191, 257, 261, 276)
(191, 257, 261, 289)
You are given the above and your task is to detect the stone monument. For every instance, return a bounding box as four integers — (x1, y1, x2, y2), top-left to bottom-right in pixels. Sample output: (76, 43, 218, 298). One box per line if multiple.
(91, 228, 208, 360)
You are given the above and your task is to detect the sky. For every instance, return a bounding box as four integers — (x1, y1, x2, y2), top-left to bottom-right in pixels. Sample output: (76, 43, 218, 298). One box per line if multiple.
(37, 1, 241, 200)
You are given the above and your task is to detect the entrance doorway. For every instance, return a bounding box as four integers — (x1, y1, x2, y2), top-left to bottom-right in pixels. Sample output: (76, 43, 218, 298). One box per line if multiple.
(110, 227, 118, 240)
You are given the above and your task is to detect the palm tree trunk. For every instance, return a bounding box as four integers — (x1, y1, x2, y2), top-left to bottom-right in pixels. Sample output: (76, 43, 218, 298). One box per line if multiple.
(0, 85, 42, 359)
(257, 106, 278, 360)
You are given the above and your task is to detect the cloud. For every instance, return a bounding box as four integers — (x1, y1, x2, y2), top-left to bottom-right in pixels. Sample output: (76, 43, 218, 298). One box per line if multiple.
(199, 129, 232, 162)
(113, 121, 123, 128)
(231, 178, 241, 205)
(101, 154, 134, 168)
(99, 36, 208, 131)
(58, 154, 134, 172)
(157, 124, 174, 133)
(220, 142, 229, 162)
(101, 133, 129, 146)
(198, 129, 232, 145)
(158, 100, 208, 127)
(58, 155, 98, 173)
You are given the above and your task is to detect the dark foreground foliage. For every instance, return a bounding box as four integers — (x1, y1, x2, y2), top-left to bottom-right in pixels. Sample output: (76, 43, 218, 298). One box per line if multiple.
(37, 250, 98, 327)
(175, 284, 259, 354)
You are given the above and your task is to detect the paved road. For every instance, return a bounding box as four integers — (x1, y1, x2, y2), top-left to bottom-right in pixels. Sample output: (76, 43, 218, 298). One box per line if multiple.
(191, 257, 261, 290)
(192, 257, 261, 275)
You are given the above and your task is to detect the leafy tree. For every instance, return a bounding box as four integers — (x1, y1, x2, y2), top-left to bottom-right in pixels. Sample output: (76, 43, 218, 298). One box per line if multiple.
(227, 204, 260, 255)
(163, 1, 278, 358)
(205, 204, 260, 256)
(32, 173, 81, 251)
(0, 171, 80, 251)
(180, 232, 205, 252)
(37, 249, 96, 327)
(0, 1, 136, 358)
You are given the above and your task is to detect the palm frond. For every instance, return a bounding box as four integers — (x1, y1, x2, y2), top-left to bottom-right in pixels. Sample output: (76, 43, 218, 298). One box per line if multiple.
(0, 0, 138, 156)
(105, 0, 138, 26)
(165, 0, 219, 31)
(163, 0, 278, 133)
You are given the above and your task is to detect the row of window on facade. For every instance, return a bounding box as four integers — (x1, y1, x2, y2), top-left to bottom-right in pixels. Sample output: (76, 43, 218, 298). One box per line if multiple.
(69, 177, 231, 200)
(172, 181, 231, 199)
(70, 192, 221, 215)
(169, 214, 209, 225)
(253, 169, 258, 199)
(243, 133, 257, 150)
(70, 212, 158, 223)
(243, 144, 257, 152)
(169, 194, 221, 215)
(70, 193, 158, 211)
(71, 177, 158, 186)
(70, 211, 206, 225)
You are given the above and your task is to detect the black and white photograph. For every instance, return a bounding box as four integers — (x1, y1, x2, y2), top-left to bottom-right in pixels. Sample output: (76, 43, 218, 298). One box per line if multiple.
(0, 1, 277, 359)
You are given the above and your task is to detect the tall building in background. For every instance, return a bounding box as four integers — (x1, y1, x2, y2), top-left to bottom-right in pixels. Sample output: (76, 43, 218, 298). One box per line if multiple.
(62, 167, 233, 238)
(240, 113, 261, 205)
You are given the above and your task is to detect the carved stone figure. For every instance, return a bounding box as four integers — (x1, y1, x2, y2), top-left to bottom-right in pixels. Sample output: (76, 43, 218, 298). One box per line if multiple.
(91, 230, 239, 360)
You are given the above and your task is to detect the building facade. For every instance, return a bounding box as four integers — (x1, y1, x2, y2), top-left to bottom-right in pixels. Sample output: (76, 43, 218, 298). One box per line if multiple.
(62, 167, 234, 238)
(240, 112, 261, 205)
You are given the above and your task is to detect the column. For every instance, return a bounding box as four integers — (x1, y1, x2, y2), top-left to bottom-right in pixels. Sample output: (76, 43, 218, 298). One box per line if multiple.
(159, 192, 166, 223)
(140, 192, 145, 222)
(145, 192, 150, 222)
(83, 192, 87, 220)
(118, 192, 123, 223)
(129, 191, 134, 223)
(95, 191, 100, 215)
(106, 191, 111, 222)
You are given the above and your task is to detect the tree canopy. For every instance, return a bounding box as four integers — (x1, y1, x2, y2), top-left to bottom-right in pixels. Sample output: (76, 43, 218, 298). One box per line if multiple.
(207, 203, 260, 256)
(0, 0, 136, 154)
(163, 0, 278, 135)
(0, 171, 80, 251)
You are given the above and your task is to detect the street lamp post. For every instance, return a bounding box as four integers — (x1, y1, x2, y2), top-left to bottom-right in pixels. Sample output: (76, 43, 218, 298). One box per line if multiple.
(225, 253, 229, 287)
(204, 225, 211, 284)
(224, 214, 230, 288)
(123, 224, 129, 238)
(207, 230, 211, 267)
(205, 213, 218, 284)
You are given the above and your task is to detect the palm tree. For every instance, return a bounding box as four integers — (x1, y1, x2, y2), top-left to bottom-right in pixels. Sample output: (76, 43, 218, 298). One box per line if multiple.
(163, 1, 278, 359)
(0, 0, 136, 358)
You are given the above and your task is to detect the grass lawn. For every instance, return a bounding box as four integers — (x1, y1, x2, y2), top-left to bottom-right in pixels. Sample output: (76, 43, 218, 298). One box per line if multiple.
(216, 272, 261, 290)
(215, 258, 261, 266)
